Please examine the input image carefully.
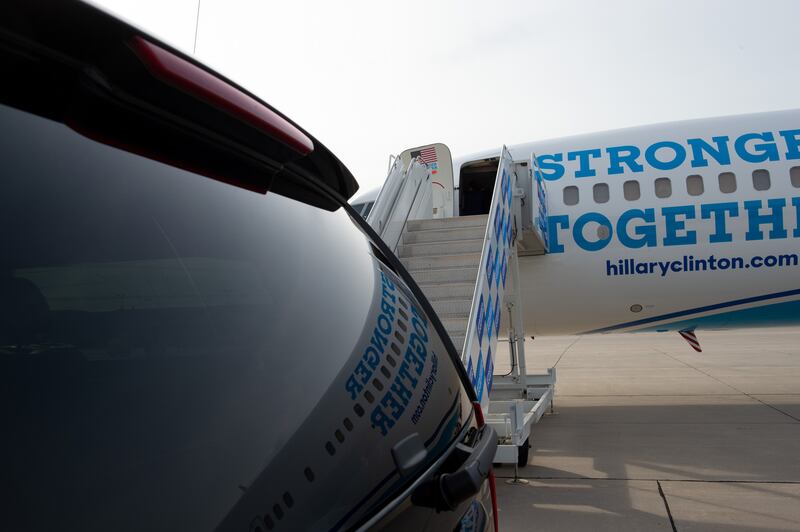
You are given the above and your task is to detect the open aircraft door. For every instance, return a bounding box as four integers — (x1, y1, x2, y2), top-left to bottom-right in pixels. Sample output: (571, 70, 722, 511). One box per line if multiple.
(399, 143, 454, 218)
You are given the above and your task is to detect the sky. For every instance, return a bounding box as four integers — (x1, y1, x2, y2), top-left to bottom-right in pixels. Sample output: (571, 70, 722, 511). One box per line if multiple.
(93, 0, 800, 195)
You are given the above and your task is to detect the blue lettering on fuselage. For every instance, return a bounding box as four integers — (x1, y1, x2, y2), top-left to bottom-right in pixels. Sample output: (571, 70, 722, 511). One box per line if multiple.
(536, 130, 800, 181)
(547, 198, 800, 253)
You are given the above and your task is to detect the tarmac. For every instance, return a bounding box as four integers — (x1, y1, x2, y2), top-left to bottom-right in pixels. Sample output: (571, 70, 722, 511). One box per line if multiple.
(491, 327, 800, 532)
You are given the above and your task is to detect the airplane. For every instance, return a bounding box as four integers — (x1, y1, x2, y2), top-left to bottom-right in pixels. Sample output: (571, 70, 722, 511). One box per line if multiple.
(352, 109, 800, 353)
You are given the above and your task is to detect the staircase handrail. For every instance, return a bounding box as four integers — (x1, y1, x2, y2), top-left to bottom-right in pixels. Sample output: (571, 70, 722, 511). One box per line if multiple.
(461, 146, 521, 410)
(366, 156, 405, 234)
(366, 157, 432, 253)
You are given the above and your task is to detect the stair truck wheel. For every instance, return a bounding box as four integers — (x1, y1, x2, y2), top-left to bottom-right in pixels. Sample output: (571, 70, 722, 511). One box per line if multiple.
(517, 437, 530, 468)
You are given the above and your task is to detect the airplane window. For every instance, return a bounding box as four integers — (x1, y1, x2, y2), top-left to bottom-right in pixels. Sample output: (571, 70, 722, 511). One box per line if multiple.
(593, 183, 610, 203)
(654, 177, 671, 198)
(752, 169, 771, 191)
(718, 172, 737, 193)
(791, 166, 800, 188)
(686, 174, 704, 196)
(563, 186, 579, 206)
(623, 180, 640, 201)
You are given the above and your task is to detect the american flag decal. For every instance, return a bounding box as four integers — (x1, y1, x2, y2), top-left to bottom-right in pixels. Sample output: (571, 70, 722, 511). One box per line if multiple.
(410, 146, 438, 164)
(678, 329, 702, 352)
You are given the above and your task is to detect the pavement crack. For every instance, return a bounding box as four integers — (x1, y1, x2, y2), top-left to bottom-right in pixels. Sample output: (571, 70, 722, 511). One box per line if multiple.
(652, 348, 800, 423)
(657, 480, 679, 532)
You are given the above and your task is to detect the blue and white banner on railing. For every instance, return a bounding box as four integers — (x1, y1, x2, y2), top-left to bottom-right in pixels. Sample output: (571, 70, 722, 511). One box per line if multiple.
(462, 146, 516, 410)
(532, 154, 549, 253)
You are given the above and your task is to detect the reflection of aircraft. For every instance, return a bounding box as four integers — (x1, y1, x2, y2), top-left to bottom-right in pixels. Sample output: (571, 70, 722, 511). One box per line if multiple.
(351, 190, 377, 218)
(354, 110, 800, 352)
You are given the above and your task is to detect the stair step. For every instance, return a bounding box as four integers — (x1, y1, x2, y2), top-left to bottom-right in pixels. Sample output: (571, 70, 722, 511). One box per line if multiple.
(439, 315, 468, 330)
(398, 239, 483, 257)
(402, 252, 480, 271)
(406, 267, 478, 284)
(406, 214, 489, 232)
(431, 298, 472, 317)
(419, 282, 475, 300)
(402, 225, 486, 244)
(444, 325, 467, 337)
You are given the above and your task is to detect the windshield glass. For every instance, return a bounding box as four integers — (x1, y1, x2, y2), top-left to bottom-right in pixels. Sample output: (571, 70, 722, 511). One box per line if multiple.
(1, 103, 380, 530)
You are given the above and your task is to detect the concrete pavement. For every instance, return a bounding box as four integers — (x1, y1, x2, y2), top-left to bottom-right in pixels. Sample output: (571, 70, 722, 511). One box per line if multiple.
(492, 327, 800, 531)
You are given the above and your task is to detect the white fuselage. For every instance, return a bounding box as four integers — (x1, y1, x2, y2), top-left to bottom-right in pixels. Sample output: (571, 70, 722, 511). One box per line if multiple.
(454, 110, 800, 335)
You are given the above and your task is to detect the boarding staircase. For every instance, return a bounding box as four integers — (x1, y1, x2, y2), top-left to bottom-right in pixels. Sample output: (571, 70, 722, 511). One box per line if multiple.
(366, 145, 556, 466)
(398, 215, 487, 357)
